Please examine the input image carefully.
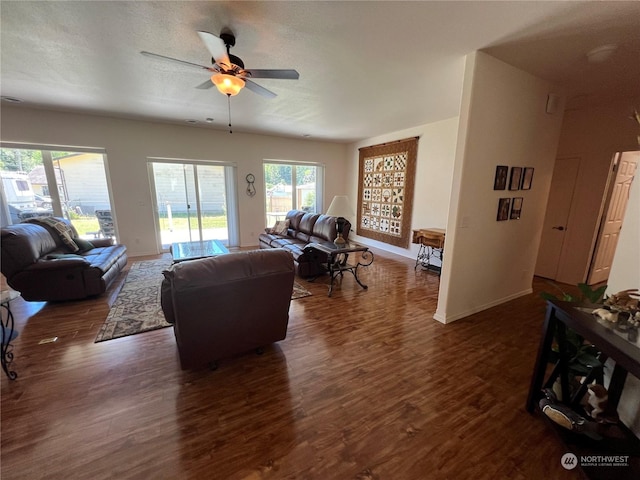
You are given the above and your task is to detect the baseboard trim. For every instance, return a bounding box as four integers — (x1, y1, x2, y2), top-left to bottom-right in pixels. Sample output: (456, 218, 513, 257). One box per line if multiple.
(433, 288, 533, 324)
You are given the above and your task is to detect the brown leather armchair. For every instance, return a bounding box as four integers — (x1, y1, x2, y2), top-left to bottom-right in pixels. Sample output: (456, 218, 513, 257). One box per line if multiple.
(161, 249, 295, 370)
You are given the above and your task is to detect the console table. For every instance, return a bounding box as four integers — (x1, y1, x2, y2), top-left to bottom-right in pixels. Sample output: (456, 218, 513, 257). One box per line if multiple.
(305, 242, 374, 297)
(1, 290, 20, 380)
(412, 228, 445, 274)
(526, 299, 640, 479)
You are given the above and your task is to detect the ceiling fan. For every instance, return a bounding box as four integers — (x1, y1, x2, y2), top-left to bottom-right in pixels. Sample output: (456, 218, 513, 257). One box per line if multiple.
(141, 30, 299, 99)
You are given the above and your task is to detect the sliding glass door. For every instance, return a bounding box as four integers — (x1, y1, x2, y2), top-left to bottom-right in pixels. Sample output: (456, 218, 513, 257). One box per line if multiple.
(0, 146, 115, 238)
(150, 161, 238, 249)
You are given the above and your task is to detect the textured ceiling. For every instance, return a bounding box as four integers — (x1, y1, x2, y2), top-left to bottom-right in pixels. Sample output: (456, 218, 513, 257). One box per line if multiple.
(1, 1, 639, 142)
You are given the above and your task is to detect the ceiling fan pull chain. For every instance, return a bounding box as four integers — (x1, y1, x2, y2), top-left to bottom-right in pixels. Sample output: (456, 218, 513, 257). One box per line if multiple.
(227, 94, 233, 134)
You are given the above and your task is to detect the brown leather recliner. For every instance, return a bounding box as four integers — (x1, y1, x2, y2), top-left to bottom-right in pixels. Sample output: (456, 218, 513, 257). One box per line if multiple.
(160, 249, 295, 370)
(0, 218, 127, 301)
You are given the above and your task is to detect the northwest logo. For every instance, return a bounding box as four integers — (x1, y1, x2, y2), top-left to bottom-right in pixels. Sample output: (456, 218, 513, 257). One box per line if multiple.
(561, 453, 578, 470)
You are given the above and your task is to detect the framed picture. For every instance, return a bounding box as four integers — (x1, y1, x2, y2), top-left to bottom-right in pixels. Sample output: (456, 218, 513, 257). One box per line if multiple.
(510, 197, 523, 219)
(497, 198, 510, 221)
(521, 167, 534, 190)
(509, 167, 523, 190)
(493, 165, 508, 190)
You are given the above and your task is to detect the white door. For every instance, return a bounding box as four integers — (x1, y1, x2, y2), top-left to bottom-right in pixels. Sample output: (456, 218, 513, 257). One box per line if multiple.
(587, 151, 639, 284)
(535, 157, 581, 279)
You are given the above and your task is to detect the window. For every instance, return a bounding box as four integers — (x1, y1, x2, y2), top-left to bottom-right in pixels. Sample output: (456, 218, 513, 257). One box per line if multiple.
(0, 146, 116, 238)
(263, 162, 324, 226)
(15, 180, 30, 192)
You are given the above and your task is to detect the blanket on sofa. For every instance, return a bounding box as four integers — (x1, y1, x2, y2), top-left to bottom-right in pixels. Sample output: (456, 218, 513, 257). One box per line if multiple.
(26, 217, 80, 252)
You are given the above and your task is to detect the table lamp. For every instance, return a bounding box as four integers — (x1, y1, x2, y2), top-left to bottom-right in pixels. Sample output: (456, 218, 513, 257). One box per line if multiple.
(326, 195, 354, 246)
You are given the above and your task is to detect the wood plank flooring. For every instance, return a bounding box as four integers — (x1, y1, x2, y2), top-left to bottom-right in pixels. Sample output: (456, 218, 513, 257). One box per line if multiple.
(1, 248, 580, 479)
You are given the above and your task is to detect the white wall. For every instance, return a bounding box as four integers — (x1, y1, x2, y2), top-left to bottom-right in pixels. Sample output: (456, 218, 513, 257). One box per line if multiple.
(435, 52, 565, 323)
(606, 174, 640, 436)
(345, 117, 459, 259)
(0, 105, 348, 256)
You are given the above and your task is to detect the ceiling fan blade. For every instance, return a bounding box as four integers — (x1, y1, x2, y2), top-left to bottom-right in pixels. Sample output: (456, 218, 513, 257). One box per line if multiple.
(244, 79, 277, 99)
(140, 51, 214, 71)
(195, 79, 214, 89)
(197, 31, 231, 69)
(244, 69, 300, 80)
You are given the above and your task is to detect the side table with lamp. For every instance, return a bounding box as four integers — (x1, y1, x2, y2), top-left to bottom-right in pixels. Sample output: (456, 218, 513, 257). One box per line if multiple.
(325, 195, 355, 247)
(306, 196, 375, 296)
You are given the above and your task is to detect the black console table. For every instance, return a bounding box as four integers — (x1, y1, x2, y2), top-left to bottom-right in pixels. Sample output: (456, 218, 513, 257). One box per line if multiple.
(305, 242, 374, 297)
(527, 299, 640, 479)
(1, 290, 20, 380)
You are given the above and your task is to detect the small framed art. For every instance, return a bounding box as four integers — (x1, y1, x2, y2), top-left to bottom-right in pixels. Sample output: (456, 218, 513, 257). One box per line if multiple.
(509, 167, 523, 190)
(497, 198, 510, 221)
(521, 167, 534, 190)
(510, 197, 523, 219)
(493, 165, 508, 190)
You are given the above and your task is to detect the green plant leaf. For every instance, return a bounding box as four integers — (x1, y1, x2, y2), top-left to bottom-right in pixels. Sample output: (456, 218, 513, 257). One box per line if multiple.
(573, 351, 602, 368)
(577, 283, 607, 303)
(540, 292, 558, 301)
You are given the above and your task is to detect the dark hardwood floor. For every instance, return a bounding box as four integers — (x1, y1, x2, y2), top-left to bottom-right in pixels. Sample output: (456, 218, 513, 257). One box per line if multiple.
(1, 248, 579, 479)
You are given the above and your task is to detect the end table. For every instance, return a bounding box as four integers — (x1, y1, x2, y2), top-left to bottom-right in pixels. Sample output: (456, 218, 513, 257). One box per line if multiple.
(305, 242, 374, 297)
(1, 290, 20, 380)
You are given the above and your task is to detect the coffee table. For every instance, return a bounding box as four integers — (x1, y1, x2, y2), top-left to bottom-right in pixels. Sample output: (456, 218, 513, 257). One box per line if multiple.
(171, 239, 229, 263)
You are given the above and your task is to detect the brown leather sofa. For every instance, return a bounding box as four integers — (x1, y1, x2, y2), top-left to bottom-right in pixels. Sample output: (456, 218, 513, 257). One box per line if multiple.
(258, 210, 351, 277)
(160, 249, 295, 370)
(0, 218, 127, 301)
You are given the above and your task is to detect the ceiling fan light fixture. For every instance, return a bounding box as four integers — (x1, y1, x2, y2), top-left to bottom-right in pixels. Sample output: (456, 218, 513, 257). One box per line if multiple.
(211, 73, 245, 96)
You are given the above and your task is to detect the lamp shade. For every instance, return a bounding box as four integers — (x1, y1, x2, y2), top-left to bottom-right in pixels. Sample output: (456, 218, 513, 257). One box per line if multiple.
(211, 73, 245, 96)
(326, 195, 354, 219)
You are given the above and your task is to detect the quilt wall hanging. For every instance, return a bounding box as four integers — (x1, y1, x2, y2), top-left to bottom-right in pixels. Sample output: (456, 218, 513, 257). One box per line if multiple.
(357, 136, 418, 248)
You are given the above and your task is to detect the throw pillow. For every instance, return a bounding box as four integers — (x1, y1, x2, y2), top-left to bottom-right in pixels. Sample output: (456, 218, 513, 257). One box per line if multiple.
(74, 238, 95, 252)
(273, 219, 290, 236)
(26, 217, 79, 253)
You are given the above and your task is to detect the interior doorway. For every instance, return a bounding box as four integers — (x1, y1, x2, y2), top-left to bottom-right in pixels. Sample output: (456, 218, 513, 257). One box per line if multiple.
(536, 151, 638, 285)
(534, 157, 581, 280)
(149, 160, 238, 250)
(587, 151, 638, 284)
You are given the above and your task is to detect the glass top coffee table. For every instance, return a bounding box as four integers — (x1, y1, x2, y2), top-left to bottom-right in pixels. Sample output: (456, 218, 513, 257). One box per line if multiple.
(171, 239, 229, 263)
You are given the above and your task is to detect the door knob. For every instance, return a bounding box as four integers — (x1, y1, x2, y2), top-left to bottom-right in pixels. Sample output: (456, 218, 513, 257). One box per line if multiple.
(552, 226, 565, 231)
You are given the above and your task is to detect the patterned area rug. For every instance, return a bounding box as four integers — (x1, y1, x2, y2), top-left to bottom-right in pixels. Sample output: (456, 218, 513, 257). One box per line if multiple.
(95, 257, 312, 343)
(292, 281, 312, 300)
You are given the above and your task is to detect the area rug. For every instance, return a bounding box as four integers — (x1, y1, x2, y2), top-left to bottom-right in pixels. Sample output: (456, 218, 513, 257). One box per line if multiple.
(292, 281, 312, 300)
(95, 257, 312, 343)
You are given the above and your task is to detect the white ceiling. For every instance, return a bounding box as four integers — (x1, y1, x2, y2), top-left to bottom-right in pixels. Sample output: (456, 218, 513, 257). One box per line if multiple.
(1, 1, 639, 143)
